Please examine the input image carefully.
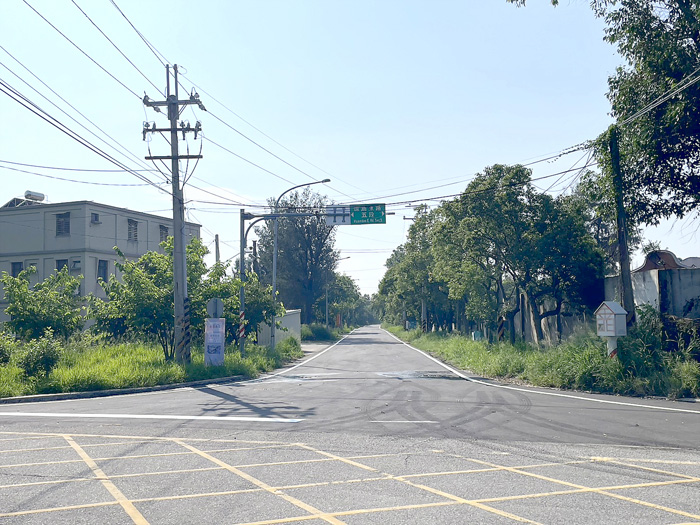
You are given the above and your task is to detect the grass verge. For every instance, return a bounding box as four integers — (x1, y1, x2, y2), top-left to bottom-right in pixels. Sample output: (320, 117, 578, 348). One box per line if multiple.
(385, 325, 700, 399)
(0, 335, 304, 398)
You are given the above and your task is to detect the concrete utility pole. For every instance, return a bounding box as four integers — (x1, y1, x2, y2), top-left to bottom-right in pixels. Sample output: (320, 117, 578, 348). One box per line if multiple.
(215, 234, 220, 263)
(143, 64, 206, 363)
(609, 125, 636, 325)
(240, 209, 247, 357)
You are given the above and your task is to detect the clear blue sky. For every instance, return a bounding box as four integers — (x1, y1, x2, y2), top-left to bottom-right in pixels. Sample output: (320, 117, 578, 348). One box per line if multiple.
(1, 0, 696, 295)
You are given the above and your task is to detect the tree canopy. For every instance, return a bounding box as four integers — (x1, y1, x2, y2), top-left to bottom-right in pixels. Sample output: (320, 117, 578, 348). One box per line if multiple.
(375, 164, 605, 342)
(592, 0, 700, 222)
(255, 188, 339, 324)
(89, 237, 278, 360)
(1, 266, 83, 340)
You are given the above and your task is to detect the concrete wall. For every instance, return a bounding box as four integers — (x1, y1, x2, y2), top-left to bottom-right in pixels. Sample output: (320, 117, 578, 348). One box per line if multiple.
(510, 294, 588, 345)
(659, 269, 700, 318)
(605, 270, 661, 311)
(257, 309, 302, 347)
(605, 268, 700, 319)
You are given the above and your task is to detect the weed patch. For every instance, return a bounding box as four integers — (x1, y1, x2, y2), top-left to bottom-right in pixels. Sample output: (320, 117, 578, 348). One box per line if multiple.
(385, 323, 699, 398)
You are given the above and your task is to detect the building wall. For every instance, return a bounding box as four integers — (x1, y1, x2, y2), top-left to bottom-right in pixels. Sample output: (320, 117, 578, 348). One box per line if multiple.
(0, 200, 200, 321)
(257, 309, 302, 347)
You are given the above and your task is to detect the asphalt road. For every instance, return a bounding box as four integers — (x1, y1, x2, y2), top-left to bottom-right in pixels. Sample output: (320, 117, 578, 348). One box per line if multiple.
(0, 325, 699, 524)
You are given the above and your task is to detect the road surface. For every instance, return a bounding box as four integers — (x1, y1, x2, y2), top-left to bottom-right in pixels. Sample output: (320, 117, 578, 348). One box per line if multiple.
(0, 325, 699, 524)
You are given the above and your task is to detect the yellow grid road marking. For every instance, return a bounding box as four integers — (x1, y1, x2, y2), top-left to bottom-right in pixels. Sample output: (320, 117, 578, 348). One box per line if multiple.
(0, 477, 93, 489)
(0, 500, 120, 518)
(0, 444, 73, 454)
(130, 487, 263, 502)
(110, 466, 224, 478)
(0, 430, 294, 447)
(297, 443, 541, 524)
(398, 459, 593, 480)
(64, 435, 149, 525)
(1, 431, 699, 523)
(608, 459, 700, 481)
(463, 455, 700, 521)
(593, 457, 700, 466)
(173, 439, 347, 525)
(0, 458, 84, 469)
(237, 501, 460, 525)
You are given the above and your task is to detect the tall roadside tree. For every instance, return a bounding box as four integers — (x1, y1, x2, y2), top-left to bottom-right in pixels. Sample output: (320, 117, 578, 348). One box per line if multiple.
(592, 0, 700, 223)
(510, 0, 700, 221)
(255, 188, 338, 324)
(376, 164, 604, 342)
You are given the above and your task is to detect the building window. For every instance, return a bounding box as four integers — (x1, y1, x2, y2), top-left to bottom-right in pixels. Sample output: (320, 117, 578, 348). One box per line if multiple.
(91, 212, 101, 224)
(159, 225, 169, 243)
(11, 262, 23, 278)
(128, 219, 138, 241)
(56, 259, 68, 271)
(97, 260, 108, 282)
(56, 212, 70, 236)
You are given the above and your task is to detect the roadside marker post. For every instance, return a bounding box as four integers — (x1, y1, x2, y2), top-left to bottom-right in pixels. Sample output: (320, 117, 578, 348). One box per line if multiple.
(595, 301, 627, 358)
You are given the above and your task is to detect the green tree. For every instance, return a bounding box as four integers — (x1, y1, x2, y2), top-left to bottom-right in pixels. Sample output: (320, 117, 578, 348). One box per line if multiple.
(430, 164, 603, 342)
(255, 188, 338, 324)
(592, 0, 700, 222)
(318, 273, 375, 327)
(377, 207, 452, 332)
(90, 238, 278, 360)
(1, 266, 83, 340)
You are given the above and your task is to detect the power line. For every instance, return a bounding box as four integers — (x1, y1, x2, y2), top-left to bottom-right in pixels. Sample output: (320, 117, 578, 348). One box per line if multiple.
(373, 163, 600, 208)
(619, 65, 700, 127)
(0, 78, 168, 194)
(0, 47, 163, 181)
(70, 0, 162, 94)
(23, 0, 140, 99)
(0, 164, 157, 187)
(206, 110, 356, 201)
(0, 159, 157, 173)
(109, 0, 169, 68)
(203, 136, 296, 185)
(185, 76, 371, 199)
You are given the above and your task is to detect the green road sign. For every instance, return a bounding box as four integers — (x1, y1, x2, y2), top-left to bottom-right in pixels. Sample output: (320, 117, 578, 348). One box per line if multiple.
(350, 204, 386, 225)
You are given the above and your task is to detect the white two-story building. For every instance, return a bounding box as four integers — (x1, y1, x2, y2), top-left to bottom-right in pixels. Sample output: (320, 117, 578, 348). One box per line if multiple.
(0, 196, 200, 320)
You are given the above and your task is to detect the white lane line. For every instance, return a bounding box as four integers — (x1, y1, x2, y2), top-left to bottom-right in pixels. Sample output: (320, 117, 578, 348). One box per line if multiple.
(382, 329, 700, 416)
(250, 329, 357, 383)
(0, 412, 303, 423)
(371, 420, 439, 424)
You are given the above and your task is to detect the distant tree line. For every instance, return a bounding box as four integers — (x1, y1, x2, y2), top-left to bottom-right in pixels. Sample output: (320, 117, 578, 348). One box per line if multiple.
(372, 164, 616, 342)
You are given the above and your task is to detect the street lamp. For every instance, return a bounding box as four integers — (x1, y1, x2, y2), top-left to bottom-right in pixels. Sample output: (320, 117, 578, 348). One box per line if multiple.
(271, 178, 330, 350)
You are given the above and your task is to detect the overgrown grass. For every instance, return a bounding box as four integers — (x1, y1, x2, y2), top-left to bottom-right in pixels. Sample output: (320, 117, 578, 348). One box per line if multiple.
(0, 334, 304, 398)
(301, 323, 340, 341)
(385, 325, 700, 399)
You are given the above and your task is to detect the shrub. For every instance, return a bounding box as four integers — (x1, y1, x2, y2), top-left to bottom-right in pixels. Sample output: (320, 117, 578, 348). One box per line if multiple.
(0, 332, 21, 366)
(19, 330, 63, 378)
(272, 336, 303, 364)
(0, 266, 83, 340)
(301, 323, 335, 341)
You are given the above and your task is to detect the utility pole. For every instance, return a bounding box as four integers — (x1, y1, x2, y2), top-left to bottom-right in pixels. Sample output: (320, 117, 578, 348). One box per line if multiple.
(239, 209, 246, 357)
(609, 125, 635, 325)
(215, 234, 220, 263)
(143, 64, 205, 363)
(252, 240, 259, 275)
